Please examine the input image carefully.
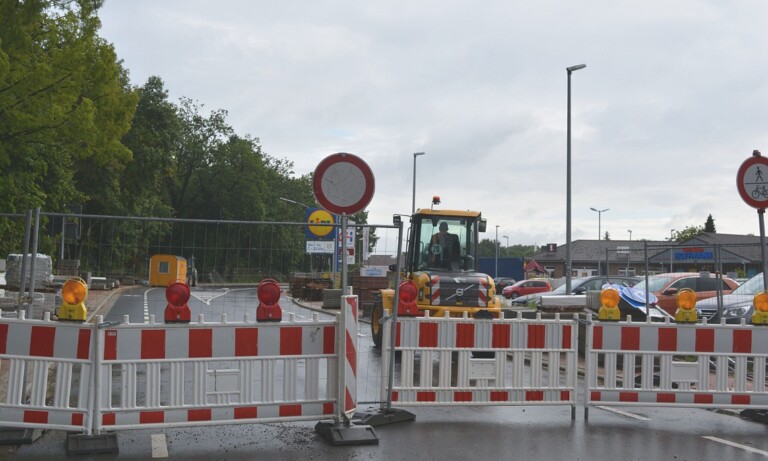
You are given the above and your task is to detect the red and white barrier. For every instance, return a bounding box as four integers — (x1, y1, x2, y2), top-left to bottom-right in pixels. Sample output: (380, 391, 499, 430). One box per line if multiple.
(94, 312, 340, 431)
(381, 311, 578, 408)
(0, 311, 94, 432)
(586, 317, 768, 410)
(341, 294, 358, 419)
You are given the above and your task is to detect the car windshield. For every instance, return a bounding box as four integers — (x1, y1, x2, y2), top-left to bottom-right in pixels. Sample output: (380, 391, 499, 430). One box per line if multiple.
(632, 275, 677, 293)
(732, 273, 764, 294)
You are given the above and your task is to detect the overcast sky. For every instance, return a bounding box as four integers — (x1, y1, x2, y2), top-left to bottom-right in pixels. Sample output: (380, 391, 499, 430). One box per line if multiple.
(98, 1, 768, 253)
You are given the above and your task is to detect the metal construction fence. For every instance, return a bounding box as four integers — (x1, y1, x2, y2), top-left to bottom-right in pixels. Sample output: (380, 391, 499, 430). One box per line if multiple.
(0, 211, 402, 285)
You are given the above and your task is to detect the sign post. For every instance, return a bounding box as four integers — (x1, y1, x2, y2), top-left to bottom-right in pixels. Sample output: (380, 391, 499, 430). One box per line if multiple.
(312, 153, 377, 445)
(736, 150, 768, 291)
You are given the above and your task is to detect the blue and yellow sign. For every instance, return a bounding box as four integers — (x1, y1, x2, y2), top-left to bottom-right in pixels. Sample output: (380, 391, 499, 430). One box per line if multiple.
(305, 208, 336, 239)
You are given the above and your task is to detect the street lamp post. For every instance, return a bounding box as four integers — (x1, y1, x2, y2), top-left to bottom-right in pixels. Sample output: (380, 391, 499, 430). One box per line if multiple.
(628, 229, 632, 240)
(503, 235, 509, 249)
(589, 207, 609, 240)
(669, 228, 676, 272)
(495, 225, 500, 277)
(566, 63, 586, 294)
(412, 152, 426, 215)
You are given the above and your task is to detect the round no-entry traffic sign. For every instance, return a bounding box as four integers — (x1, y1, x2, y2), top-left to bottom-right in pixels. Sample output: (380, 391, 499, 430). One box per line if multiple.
(313, 153, 375, 215)
(737, 151, 768, 209)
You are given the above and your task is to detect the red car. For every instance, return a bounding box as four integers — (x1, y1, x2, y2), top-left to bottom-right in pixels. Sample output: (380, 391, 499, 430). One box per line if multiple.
(632, 272, 740, 315)
(502, 279, 551, 299)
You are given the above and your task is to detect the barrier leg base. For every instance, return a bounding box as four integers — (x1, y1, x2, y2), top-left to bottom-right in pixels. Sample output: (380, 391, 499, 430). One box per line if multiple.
(0, 428, 40, 445)
(66, 432, 119, 455)
(315, 421, 379, 446)
(353, 407, 416, 427)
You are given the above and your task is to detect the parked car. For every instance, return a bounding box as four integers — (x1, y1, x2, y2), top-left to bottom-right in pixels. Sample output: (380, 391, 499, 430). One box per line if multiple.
(502, 278, 551, 299)
(493, 277, 517, 292)
(631, 272, 739, 316)
(511, 275, 641, 306)
(697, 273, 764, 324)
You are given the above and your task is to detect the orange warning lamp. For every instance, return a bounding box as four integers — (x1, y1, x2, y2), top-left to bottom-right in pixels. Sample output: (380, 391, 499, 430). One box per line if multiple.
(751, 291, 768, 325)
(597, 287, 621, 321)
(256, 278, 282, 322)
(164, 281, 191, 323)
(58, 277, 88, 322)
(674, 288, 698, 323)
(397, 280, 419, 316)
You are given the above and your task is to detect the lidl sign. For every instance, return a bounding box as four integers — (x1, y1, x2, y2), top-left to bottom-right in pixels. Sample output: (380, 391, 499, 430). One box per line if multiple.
(305, 208, 336, 239)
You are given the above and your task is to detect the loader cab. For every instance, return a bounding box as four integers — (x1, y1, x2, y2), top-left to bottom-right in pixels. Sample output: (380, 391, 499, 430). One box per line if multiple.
(407, 210, 485, 273)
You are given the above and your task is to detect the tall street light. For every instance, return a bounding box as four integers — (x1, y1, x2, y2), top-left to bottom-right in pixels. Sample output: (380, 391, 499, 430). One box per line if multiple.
(565, 63, 586, 295)
(628, 229, 632, 240)
(503, 235, 509, 248)
(412, 152, 426, 215)
(589, 207, 609, 240)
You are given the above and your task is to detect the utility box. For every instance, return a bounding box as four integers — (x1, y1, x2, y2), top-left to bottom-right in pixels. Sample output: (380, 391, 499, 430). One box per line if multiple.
(149, 255, 188, 287)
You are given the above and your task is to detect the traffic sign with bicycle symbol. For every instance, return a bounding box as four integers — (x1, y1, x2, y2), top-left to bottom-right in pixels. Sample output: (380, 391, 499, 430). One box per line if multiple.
(737, 151, 768, 209)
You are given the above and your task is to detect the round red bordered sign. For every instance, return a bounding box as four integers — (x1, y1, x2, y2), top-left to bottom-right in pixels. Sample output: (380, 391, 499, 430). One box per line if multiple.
(737, 152, 768, 209)
(312, 153, 375, 215)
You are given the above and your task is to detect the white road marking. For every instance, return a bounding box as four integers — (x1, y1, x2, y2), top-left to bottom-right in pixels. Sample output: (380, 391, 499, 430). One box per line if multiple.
(143, 289, 150, 323)
(703, 436, 768, 456)
(595, 406, 650, 421)
(151, 433, 169, 458)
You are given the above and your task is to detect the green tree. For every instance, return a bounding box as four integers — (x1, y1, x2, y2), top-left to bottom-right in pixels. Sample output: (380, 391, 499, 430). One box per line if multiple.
(0, 0, 137, 256)
(672, 225, 703, 242)
(704, 214, 716, 233)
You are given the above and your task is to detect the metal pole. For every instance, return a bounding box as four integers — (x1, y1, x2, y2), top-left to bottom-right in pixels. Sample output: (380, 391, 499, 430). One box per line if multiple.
(495, 225, 499, 277)
(385, 219, 404, 412)
(759, 209, 768, 294)
(18, 210, 32, 301)
(411, 152, 425, 215)
(669, 229, 675, 272)
(27, 207, 41, 318)
(565, 64, 585, 293)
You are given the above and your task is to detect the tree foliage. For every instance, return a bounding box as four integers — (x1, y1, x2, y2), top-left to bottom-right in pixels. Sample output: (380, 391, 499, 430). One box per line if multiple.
(704, 214, 716, 233)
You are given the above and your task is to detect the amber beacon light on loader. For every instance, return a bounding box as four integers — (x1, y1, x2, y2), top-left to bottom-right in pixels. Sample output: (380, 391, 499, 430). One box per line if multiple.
(371, 198, 502, 347)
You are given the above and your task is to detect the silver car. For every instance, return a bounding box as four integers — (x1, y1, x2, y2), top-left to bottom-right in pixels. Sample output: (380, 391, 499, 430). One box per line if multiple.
(697, 273, 764, 324)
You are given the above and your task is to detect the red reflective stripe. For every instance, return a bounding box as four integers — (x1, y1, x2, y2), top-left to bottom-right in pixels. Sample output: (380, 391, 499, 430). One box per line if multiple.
(0, 324, 8, 354)
(77, 329, 91, 360)
(733, 330, 752, 353)
(102, 413, 116, 426)
(140, 411, 164, 424)
(395, 322, 401, 347)
(280, 327, 302, 355)
(694, 394, 714, 404)
(619, 392, 639, 402)
(657, 393, 676, 403)
(392, 391, 399, 402)
(323, 403, 334, 415)
(346, 331, 357, 376)
(279, 405, 302, 417)
(141, 330, 165, 360)
(525, 391, 544, 401)
(593, 326, 603, 350)
(695, 328, 715, 352)
(235, 328, 258, 356)
(188, 409, 211, 421)
(456, 323, 475, 348)
(492, 323, 510, 348)
(454, 391, 472, 402)
(590, 391, 602, 401)
(419, 323, 438, 347)
(416, 391, 436, 402)
(104, 330, 117, 360)
(490, 391, 509, 402)
(23, 410, 48, 424)
(189, 329, 212, 358)
(561, 325, 572, 349)
(71, 413, 84, 426)
(527, 324, 545, 349)
(30, 326, 55, 357)
(560, 391, 570, 401)
(324, 326, 335, 354)
(620, 327, 640, 351)
(234, 407, 257, 419)
(658, 327, 677, 352)
(732, 395, 751, 405)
